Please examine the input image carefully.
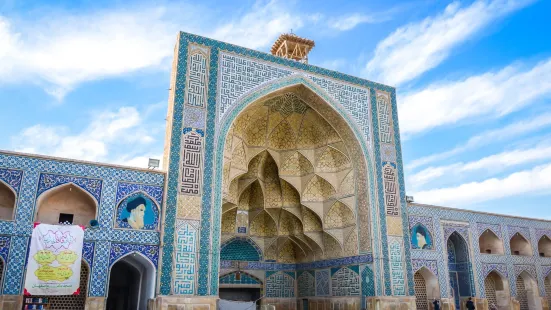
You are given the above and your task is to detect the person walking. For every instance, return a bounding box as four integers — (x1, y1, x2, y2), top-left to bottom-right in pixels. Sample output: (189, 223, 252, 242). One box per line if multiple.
(466, 297, 476, 310)
(433, 299, 441, 310)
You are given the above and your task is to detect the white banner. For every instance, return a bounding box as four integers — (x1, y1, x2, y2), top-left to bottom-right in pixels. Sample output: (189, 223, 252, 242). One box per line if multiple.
(24, 223, 85, 295)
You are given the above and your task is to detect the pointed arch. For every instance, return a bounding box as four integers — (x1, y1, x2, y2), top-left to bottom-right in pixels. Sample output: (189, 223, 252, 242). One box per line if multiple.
(0, 180, 16, 220)
(511, 233, 532, 256)
(219, 271, 262, 286)
(220, 237, 262, 261)
(485, 271, 510, 309)
(414, 267, 441, 310)
(35, 182, 98, 226)
(479, 229, 504, 254)
(107, 251, 156, 310)
(516, 271, 540, 310)
(538, 235, 551, 257)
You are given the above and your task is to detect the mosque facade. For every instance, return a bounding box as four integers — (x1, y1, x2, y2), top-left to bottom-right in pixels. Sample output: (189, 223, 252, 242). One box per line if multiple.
(0, 32, 550, 310)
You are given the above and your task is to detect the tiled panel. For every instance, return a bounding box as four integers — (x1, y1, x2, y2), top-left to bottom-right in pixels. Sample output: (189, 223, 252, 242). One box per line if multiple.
(0, 151, 164, 297)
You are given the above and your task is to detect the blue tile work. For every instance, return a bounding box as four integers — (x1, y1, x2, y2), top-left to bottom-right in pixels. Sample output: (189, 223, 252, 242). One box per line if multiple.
(409, 204, 551, 300)
(82, 241, 95, 268)
(173, 219, 199, 295)
(0, 236, 10, 263)
(297, 271, 315, 297)
(212, 74, 379, 295)
(266, 271, 295, 298)
(109, 243, 159, 268)
(0, 151, 164, 297)
(219, 272, 261, 285)
(161, 32, 393, 296)
(316, 269, 330, 296)
(220, 237, 262, 261)
(37, 173, 103, 204)
(0, 168, 23, 194)
(331, 265, 360, 296)
(361, 264, 376, 308)
(115, 181, 163, 207)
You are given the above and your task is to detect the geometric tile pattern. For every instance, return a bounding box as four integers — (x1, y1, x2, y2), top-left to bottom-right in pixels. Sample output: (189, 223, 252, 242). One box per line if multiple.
(316, 269, 330, 296)
(482, 263, 508, 277)
(477, 223, 501, 238)
(173, 219, 199, 295)
(0, 168, 23, 194)
(115, 181, 164, 207)
(331, 265, 360, 296)
(389, 236, 406, 296)
(82, 241, 95, 268)
(409, 215, 434, 233)
(219, 271, 261, 285)
(0, 236, 10, 263)
(109, 242, 159, 268)
(297, 270, 315, 297)
(266, 271, 295, 297)
(412, 259, 438, 275)
(220, 237, 262, 261)
(37, 172, 103, 203)
(508, 226, 531, 241)
(361, 264, 375, 296)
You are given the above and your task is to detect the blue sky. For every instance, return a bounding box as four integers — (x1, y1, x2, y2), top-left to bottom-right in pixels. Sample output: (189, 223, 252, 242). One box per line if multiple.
(1, 0, 550, 219)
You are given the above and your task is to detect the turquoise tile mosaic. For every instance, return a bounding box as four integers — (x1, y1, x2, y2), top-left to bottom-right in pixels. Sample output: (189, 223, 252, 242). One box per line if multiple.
(220, 238, 262, 261)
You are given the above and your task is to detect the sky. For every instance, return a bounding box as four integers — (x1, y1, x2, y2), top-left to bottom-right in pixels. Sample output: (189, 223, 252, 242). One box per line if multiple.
(1, 0, 550, 219)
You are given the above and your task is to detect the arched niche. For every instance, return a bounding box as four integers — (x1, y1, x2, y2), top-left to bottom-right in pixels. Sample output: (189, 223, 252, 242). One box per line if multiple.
(479, 229, 504, 255)
(510, 233, 532, 256)
(35, 183, 98, 226)
(484, 271, 510, 310)
(538, 235, 551, 257)
(107, 252, 156, 310)
(115, 192, 160, 231)
(447, 231, 474, 310)
(220, 237, 262, 262)
(414, 267, 440, 310)
(0, 181, 16, 220)
(516, 271, 541, 310)
(411, 224, 433, 250)
(544, 273, 551, 308)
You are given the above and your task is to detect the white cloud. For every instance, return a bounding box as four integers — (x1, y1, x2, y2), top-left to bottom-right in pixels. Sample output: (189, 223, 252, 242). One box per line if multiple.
(399, 58, 551, 135)
(409, 143, 551, 187)
(11, 106, 162, 164)
(407, 113, 551, 170)
(412, 162, 551, 207)
(364, 0, 533, 86)
(328, 14, 381, 31)
(0, 1, 305, 99)
(210, 0, 303, 50)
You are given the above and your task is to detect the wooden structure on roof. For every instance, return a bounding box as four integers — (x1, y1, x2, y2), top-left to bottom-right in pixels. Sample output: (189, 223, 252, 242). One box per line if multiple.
(271, 33, 315, 64)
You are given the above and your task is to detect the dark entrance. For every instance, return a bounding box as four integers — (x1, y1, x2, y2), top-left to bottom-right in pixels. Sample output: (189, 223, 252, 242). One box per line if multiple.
(106, 260, 140, 310)
(219, 288, 261, 302)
